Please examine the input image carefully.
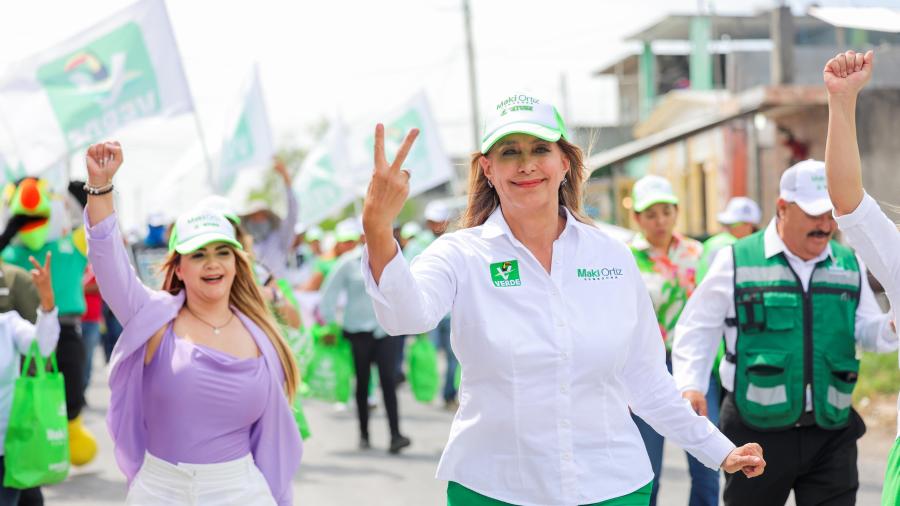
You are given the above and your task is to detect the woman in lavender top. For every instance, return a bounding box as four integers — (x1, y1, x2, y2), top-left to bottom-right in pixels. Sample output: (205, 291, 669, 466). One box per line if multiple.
(83, 141, 301, 505)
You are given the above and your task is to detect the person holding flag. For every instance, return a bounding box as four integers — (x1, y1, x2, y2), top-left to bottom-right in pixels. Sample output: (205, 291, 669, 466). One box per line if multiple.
(822, 49, 900, 506)
(361, 94, 765, 505)
(84, 141, 301, 505)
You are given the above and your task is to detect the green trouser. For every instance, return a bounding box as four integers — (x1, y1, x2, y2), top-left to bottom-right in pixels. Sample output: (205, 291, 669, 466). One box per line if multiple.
(447, 481, 652, 506)
(883, 437, 900, 506)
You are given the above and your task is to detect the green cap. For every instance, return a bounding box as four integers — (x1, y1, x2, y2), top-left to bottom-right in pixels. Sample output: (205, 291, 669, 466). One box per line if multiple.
(480, 93, 569, 154)
(631, 175, 679, 213)
(170, 209, 243, 254)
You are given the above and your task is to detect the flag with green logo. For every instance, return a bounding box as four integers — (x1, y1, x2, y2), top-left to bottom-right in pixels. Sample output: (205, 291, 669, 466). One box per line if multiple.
(354, 92, 453, 199)
(0, 0, 194, 172)
(292, 120, 358, 229)
(217, 65, 274, 194)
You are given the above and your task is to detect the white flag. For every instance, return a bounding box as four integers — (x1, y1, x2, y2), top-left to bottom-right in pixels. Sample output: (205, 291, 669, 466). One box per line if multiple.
(292, 120, 358, 230)
(0, 0, 194, 172)
(350, 92, 453, 199)
(217, 65, 274, 193)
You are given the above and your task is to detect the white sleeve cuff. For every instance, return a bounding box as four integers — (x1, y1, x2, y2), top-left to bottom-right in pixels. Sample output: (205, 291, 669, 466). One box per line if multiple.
(833, 193, 876, 229)
(360, 242, 406, 307)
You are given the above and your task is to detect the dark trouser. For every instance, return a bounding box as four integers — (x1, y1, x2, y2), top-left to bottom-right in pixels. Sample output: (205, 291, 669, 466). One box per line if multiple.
(633, 357, 720, 506)
(345, 331, 402, 438)
(720, 393, 864, 506)
(57, 322, 85, 420)
(101, 303, 122, 364)
(0, 457, 20, 506)
(15, 488, 41, 506)
(431, 316, 457, 402)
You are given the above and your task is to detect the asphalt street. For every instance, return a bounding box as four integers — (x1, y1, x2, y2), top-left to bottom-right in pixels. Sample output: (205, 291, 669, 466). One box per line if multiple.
(38, 353, 891, 505)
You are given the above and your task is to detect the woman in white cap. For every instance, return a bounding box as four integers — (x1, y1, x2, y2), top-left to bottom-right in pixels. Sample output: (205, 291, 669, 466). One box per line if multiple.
(361, 94, 765, 505)
(824, 49, 900, 505)
(626, 174, 718, 506)
(83, 142, 301, 505)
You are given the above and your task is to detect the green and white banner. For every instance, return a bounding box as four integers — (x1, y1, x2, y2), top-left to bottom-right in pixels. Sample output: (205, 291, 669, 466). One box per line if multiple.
(354, 92, 453, 199)
(292, 120, 357, 230)
(292, 93, 453, 229)
(217, 65, 274, 193)
(0, 0, 193, 172)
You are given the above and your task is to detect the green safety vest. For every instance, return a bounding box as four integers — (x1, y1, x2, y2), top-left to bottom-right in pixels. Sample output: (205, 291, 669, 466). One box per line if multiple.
(730, 231, 861, 431)
(697, 232, 737, 283)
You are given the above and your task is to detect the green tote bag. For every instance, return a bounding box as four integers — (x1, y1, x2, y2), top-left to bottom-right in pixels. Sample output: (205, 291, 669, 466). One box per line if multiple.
(4, 340, 69, 488)
(408, 335, 440, 403)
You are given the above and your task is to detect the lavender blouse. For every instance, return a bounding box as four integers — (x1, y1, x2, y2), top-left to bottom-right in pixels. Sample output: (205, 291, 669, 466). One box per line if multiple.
(143, 323, 268, 464)
(85, 211, 301, 505)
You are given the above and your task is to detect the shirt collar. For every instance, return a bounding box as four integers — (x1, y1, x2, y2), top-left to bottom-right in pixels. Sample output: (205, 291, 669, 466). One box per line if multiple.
(763, 218, 833, 263)
(629, 231, 685, 254)
(480, 206, 579, 242)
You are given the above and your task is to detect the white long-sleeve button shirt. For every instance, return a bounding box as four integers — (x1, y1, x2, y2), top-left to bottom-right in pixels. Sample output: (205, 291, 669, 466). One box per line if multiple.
(0, 307, 60, 455)
(672, 219, 897, 405)
(362, 207, 735, 506)
(834, 193, 900, 436)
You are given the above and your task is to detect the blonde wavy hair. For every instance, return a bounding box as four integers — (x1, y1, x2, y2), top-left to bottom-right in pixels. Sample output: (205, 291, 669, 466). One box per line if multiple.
(160, 247, 300, 399)
(461, 138, 594, 228)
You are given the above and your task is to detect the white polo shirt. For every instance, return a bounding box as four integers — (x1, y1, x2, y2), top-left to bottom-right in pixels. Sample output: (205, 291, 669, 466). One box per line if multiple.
(672, 219, 897, 406)
(834, 193, 900, 437)
(362, 206, 734, 506)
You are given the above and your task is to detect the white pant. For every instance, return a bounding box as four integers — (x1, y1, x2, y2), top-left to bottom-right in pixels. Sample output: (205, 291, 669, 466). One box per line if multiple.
(125, 452, 276, 506)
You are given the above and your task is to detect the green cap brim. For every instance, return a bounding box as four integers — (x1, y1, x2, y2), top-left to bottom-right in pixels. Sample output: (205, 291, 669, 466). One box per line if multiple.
(633, 195, 679, 213)
(174, 235, 243, 255)
(480, 123, 563, 154)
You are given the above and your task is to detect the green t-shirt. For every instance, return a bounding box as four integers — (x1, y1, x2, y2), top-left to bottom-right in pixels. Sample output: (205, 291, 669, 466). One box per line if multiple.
(2, 235, 87, 316)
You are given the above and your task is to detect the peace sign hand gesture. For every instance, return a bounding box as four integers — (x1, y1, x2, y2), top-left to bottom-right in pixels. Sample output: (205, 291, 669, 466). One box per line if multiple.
(28, 252, 55, 312)
(824, 50, 874, 99)
(85, 141, 123, 186)
(362, 124, 420, 233)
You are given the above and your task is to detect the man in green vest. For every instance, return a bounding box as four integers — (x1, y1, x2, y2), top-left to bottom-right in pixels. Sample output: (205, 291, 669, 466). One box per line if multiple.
(697, 196, 762, 283)
(671, 160, 897, 506)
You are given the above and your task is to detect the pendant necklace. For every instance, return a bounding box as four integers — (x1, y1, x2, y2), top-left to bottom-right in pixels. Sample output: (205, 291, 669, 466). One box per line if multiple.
(185, 306, 234, 335)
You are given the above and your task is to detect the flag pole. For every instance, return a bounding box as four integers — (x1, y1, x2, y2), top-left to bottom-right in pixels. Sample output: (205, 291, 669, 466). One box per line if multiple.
(159, 0, 215, 189)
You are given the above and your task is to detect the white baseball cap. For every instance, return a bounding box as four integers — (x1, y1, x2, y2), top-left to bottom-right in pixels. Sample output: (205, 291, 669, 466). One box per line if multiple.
(779, 159, 832, 216)
(631, 175, 679, 213)
(305, 226, 323, 242)
(424, 201, 451, 222)
(400, 222, 422, 240)
(170, 210, 243, 254)
(334, 217, 361, 243)
(480, 93, 569, 154)
(717, 197, 762, 225)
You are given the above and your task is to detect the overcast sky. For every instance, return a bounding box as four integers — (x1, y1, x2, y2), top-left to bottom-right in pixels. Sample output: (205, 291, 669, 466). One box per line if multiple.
(0, 0, 892, 226)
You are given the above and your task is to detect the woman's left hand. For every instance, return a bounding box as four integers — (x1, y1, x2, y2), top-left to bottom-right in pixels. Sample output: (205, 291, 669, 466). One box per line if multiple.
(721, 443, 765, 478)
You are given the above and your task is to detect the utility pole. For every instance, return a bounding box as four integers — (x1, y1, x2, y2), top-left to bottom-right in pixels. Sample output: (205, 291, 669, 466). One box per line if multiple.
(462, 0, 480, 151)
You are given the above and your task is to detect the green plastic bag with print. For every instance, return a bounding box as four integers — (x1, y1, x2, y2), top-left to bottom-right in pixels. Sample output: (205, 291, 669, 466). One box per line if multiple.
(407, 334, 440, 403)
(292, 395, 312, 440)
(3, 341, 69, 488)
(305, 339, 353, 403)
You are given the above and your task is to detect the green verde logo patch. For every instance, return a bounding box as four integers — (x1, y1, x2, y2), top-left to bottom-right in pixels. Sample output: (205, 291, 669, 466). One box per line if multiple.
(37, 22, 161, 150)
(576, 266, 623, 281)
(490, 260, 521, 287)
